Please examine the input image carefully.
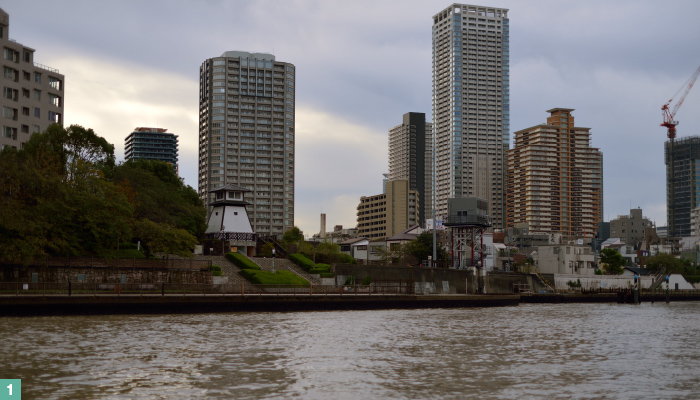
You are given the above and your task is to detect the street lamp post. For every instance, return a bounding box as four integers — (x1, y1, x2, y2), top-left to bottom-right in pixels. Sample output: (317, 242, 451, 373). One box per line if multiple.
(271, 248, 276, 273)
(221, 226, 226, 255)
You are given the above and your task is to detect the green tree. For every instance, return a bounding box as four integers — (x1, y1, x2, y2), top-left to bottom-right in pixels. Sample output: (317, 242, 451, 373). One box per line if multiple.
(599, 248, 625, 275)
(402, 232, 448, 265)
(133, 219, 196, 258)
(282, 226, 304, 243)
(645, 253, 684, 274)
(112, 159, 206, 238)
(0, 128, 132, 263)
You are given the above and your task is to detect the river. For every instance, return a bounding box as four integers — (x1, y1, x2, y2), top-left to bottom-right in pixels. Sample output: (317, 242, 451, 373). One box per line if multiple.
(1, 302, 700, 399)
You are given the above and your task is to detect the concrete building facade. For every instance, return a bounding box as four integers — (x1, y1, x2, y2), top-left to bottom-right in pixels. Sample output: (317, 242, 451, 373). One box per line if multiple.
(124, 127, 179, 171)
(431, 4, 510, 230)
(665, 136, 700, 237)
(506, 108, 603, 238)
(609, 208, 652, 246)
(198, 51, 295, 237)
(388, 112, 432, 227)
(356, 179, 419, 240)
(534, 245, 596, 275)
(0, 8, 64, 150)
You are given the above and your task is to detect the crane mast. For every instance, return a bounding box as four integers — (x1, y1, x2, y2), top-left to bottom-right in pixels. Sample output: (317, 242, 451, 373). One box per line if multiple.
(663, 64, 700, 238)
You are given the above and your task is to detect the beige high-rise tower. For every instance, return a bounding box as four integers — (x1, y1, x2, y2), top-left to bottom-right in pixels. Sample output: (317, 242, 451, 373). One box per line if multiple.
(506, 108, 603, 238)
(198, 51, 295, 238)
(432, 4, 510, 230)
(0, 8, 65, 150)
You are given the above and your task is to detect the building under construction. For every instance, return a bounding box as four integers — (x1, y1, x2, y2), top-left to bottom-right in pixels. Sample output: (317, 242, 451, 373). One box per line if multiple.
(665, 136, 700, 237)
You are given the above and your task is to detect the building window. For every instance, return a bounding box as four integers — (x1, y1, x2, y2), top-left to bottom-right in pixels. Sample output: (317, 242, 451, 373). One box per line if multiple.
(33, 125, 40, 133)
(34, 89, 40, 101)
(23, 51, 30, 63)
(3, 48, 18, 63)
(34, 107, 40, 118)
(3, 67, 17, 81)
(49, 94, 61, 107)
(2, 126, 16, 139)
(48, 111, 61, 124)
(34, 72, 41, 83)
(48, 76, 62, 91)
(2, 106, 17, 120)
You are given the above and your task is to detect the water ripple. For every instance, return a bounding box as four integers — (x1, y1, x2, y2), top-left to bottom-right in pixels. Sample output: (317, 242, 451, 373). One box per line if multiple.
(1, 303, 700, 399)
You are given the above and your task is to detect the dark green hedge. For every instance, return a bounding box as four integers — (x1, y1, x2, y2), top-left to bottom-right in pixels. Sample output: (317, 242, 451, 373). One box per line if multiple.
(239, 270, 309, 286)
(684, 275, 700, 284)
(319, 272, 334, 278)
(212, 265, 222, 276)
(309, 263, 331, 274)
(289, 253, 315, 271)
(225, 252, 261, 270)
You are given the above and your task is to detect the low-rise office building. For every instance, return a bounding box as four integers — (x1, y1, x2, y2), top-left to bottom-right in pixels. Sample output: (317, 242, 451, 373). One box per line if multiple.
(534, 244, 596, 275)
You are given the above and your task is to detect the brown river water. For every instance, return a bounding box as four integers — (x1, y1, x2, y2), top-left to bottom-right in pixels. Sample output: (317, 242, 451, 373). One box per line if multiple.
(1, 303, 699, 399)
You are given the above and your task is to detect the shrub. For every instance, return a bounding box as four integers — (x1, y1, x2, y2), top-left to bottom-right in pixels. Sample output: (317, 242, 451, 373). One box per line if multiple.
(684, 275, 700, 284)
(309, 263, 331, 274)
(106, 249, 146, 259)
(361, 276, 372, 286)
(289, 253, 315, 271)
(119, 242, 138, 250)
(319, 272, 334, 278)
(225, 252, 261, 270)
(339, 253, 356, 264)
(212, 265, 222, 276)
(239, 269, 309, 286)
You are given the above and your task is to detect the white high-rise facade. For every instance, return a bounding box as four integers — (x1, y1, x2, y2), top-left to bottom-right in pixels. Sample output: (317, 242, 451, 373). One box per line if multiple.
(199, 51, 295, 237)
(432, 4, 509, 230)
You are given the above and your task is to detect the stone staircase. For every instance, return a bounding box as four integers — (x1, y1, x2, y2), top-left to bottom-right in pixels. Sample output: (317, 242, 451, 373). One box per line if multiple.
(191, 255, 249, 287)
(250, 257, 322, 285)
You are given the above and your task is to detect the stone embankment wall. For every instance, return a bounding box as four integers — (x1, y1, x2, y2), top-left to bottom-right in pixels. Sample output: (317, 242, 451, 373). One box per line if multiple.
(333, 264, 543, 294)
(0, 265, 212, 284)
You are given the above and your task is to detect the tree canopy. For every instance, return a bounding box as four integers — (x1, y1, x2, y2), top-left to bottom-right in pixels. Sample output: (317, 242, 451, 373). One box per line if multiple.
(0, 124, 205, 264)
(599, 248, 625, 275)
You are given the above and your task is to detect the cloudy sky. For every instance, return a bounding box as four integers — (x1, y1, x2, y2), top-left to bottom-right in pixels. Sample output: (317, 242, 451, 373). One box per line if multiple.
(5, 0, 700, 236)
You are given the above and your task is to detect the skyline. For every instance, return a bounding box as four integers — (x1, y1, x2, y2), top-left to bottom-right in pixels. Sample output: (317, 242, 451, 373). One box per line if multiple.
(4, 0, 700, 236)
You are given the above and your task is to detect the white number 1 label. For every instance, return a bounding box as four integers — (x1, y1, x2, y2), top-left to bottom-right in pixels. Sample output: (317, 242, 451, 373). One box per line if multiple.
(0, 379, 20, 399)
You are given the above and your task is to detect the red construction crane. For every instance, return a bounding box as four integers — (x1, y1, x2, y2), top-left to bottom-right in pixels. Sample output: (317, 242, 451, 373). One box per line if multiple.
(664, 63, 700, 238)
(661, 64, 700, 139)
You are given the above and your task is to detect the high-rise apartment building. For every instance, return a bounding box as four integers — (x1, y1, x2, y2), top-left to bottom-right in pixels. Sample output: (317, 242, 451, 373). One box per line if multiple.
(432, 4, 509, 230)
(506, 108, 603, 238)
(388, 112, 432, 226)
(356, 179, 419, 239)
(665, 136, 700, 237)
(199, 51, 295, 237)
(0, 8, 64, 150)
(124, 127, 179, 172)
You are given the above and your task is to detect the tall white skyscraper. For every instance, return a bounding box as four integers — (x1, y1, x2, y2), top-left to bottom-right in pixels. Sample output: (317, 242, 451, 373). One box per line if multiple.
(432, 4, 510, 230)
(199, 51, 295, 237)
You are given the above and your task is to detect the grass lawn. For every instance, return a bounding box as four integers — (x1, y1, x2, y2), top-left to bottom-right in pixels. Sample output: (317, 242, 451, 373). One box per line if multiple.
(240, 270, 309, 286)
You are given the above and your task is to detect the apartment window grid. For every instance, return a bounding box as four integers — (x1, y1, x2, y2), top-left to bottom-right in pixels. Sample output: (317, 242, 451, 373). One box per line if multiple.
(199, 52, 295, 237)
(432, 3, 509, 230)
(0, 9, 65, 150)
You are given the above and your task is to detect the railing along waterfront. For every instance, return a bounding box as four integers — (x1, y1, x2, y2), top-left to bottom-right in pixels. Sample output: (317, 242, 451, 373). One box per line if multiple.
(0, 282, 413, 296)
